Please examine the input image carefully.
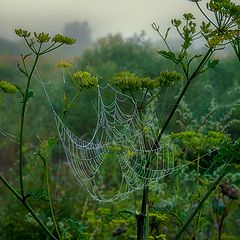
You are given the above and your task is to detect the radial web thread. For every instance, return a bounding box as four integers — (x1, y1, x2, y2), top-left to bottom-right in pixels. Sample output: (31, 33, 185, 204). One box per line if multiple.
(48, 84, 176, 202)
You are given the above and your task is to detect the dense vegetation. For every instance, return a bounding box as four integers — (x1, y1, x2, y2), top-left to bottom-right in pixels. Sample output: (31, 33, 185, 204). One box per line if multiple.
(0, 0, 240, 239)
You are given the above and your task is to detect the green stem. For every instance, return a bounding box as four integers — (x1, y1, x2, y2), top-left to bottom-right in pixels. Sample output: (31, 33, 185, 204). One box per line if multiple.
(137, 185, 149, 240)
(19, 44, 42, 198)
(154, 47, 213, 146)
(0, 173, 57, 240)
(175, 160, 231, 240)
(195, 2, 218, 28)
(40, 43, 64, 55)
(64, 90, 81, 114)
(44, 158, 62, 239)
(136, 47, 214, 239)
(136, 108, 149, 240)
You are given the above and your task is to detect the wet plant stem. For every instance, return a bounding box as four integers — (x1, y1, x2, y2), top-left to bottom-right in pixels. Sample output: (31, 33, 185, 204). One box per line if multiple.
(19, 45, 42, 198)
(38, 154, 62, 239)
(137, 48, 213, 240)
(175, 159, 232, 239)
(0, 173, 57, 240)
(155, 47, 213, 145)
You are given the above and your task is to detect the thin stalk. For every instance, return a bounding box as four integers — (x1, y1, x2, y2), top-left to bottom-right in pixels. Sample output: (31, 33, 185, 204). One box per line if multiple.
(137, 47, 214, 240)
(136, 108, 149, 240)
(19, 44, 42, 198)
(64, 90, 81, 114)
(23, 37, 37, 54)
(37, 152, 61, 239)
(40, 43, 64, 55)
(142, 90, 162, 109)
(175, 160, 232, 240)
(139, 89, 149, 109)
(0, 173, 57, 240)
(45, 162, 62, 239)
(154, 47, 213, 146)
(196, 2, 218, 28)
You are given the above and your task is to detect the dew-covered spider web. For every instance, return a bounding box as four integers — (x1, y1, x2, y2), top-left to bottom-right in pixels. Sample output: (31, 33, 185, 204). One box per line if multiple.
(49, 84, 176, 202)
(32, 58, 235, 203)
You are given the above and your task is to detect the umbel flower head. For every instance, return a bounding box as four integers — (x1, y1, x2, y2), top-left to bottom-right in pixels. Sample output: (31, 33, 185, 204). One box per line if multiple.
(0, 80, 17, 94)
(110, 72, 143, 90)
(57, 61, 72, 68)
(34, 32, 51, 43)
(73, 71, 98, 90)
(110, 72, 161, 90)
(15, 29, 31, 38)
(157, 71, 183, 88)
(52, 34, 76, 45)
(110, 71, 182, 91)
(15, 29, 76, 46)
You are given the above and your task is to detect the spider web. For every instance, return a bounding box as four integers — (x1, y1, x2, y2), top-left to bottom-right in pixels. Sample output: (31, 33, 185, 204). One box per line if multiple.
(50, 84, 175, 202)
(32, 56, 236, 203)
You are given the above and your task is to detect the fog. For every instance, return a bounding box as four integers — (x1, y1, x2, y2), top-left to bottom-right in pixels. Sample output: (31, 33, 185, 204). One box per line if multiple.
(0, 0, 202, 40)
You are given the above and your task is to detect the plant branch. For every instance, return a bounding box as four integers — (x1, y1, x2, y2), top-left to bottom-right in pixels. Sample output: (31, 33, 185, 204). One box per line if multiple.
(0, 173, 57, 240)
(19, 44, 42, 198)
(154, 47, 213, 147)
(196, 2, 218, 28)
(38, 154, 62, 239)
(175, 159, 232, 240)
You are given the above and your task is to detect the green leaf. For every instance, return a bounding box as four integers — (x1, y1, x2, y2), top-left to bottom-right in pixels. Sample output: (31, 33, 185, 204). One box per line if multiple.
(157, 50, 179, 63)
(208, 59, 219, 69)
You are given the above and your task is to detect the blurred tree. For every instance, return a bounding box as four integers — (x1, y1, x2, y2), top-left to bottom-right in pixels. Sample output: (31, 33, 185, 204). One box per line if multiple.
(62, 21, 92, 54)
(78, 32, 167, 82)
(0, 38, 20, 55)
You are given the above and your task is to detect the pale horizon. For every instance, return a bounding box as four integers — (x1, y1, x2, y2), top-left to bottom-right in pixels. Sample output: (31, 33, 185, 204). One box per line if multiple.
(1, 0, 203, 41)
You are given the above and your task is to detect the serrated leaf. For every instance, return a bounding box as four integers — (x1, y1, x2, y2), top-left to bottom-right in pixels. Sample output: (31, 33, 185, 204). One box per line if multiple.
(157, 50, 175, 60)
(157, 50, 179, 63)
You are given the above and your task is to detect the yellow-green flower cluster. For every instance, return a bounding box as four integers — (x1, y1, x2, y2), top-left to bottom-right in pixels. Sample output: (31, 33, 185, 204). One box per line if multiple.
(57, 61, 72, 68)
(148, 212, 167, 221)
(0, 80, 17, 94)
(15, 29, 76, 46)
(208, 29, 240, 47)
(15, 29, 31, 38)
(207, 0, 240, 18)
(156, 71, 183, 88)
(110, 72, 142, 90)
(52, 34, 76, 45)
(141, 78, 160, 89)
(34, 32, 51, 43)
(110, 71, 183, 91)
(171, 130, 228, 152)
(110, 72, 160, 90)
(73, 71, 98, 90)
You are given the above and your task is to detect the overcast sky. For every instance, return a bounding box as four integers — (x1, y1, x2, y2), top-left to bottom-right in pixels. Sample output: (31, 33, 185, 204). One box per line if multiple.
(1, 0, 205, 41)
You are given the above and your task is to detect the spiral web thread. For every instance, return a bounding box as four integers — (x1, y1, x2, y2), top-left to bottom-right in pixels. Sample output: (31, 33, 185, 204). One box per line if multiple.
(31, 60, 236, 203)
(46, 83, 175, 202)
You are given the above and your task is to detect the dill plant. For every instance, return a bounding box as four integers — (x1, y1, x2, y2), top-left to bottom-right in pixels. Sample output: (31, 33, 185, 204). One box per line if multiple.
(0, 0, 239, 239)
(0, 29, 75, 240)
